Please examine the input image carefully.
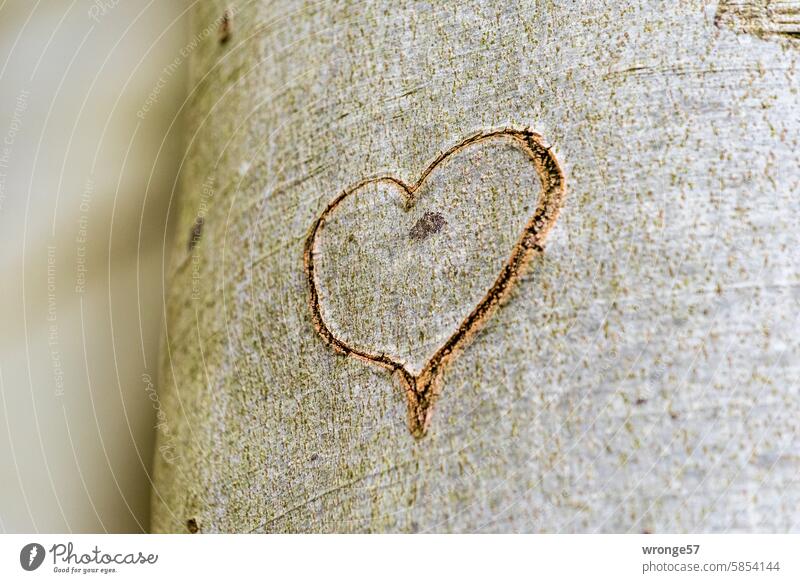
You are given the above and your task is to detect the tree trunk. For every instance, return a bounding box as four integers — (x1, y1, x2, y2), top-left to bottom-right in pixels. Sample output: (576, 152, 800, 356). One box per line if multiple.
(151, 0, 800, 533)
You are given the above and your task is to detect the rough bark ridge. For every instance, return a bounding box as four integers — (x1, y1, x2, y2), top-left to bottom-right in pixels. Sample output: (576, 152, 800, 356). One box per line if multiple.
(152, 0, 800, 533)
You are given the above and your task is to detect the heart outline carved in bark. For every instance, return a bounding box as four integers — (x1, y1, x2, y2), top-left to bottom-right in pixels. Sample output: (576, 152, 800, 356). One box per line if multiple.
(304, 128, 565, 438)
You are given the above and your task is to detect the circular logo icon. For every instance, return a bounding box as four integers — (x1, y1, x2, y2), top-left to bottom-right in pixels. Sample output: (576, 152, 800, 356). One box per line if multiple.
(20, 543, 45, 571)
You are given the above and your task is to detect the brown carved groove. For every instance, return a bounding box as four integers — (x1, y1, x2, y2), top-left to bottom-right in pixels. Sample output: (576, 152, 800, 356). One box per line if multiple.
(303, 128, 566, 438)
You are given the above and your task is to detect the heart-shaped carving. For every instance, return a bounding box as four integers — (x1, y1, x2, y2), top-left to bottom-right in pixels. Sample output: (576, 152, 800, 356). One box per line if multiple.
(304, 129, 565, 437)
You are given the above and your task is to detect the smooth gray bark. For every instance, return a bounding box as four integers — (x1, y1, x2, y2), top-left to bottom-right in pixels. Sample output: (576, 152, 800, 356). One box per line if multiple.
(152, 0, 800, 533)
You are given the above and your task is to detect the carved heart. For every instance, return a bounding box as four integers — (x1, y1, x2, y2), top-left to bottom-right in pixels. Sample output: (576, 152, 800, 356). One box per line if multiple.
(304, 129, 565, 437)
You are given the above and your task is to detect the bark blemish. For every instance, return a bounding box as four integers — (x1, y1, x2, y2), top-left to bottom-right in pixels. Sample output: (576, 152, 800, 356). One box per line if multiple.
(188, 217, 204, 251)
(409, 211, 447, 241)
(219, 9, 233, 44)
(186, 518, 199, 533)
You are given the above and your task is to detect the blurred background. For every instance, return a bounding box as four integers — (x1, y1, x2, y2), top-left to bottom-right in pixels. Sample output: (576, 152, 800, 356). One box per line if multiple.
(0, 0, 191, 532)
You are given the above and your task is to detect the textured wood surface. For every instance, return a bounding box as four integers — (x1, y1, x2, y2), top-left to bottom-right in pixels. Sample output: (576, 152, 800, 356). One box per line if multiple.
(716, 0, 800, 40)
(152, 0, 800, 532)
